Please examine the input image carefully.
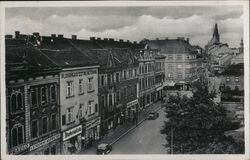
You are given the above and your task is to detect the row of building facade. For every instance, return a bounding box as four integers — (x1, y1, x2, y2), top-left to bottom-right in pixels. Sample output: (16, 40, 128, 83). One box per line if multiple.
(5, 31, 202, 154)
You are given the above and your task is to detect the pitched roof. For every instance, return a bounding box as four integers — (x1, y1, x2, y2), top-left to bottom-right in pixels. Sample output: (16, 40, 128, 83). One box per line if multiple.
(220, 63, 244, 76)
(146, 39, 198, 54)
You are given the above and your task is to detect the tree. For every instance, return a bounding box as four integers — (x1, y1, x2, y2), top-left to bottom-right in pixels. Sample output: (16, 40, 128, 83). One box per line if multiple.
(161, 79, 242, 154)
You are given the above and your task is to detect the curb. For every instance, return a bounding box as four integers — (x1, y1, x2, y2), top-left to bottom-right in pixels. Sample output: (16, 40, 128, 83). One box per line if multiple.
(110, 105, 163, 145)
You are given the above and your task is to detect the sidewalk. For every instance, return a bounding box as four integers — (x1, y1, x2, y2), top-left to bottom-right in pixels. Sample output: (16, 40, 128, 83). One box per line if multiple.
(78, 101, 163, 154)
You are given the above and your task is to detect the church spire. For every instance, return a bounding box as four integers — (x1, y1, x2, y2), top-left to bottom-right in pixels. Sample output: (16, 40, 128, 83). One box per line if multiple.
(211, 23, 220, 44)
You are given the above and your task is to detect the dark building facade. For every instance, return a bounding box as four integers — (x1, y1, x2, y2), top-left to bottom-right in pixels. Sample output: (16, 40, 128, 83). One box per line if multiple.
(6, 36, 61, 155)
(86, 48, 139, 135)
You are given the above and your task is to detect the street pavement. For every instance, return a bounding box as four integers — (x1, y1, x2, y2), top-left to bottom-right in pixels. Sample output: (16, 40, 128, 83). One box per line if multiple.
(110, 106, 167, 154)
(78, 101, 167, 154)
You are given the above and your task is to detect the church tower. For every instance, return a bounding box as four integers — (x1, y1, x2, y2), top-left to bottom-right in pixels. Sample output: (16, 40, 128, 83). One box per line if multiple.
(239, 39, 244, 53)
(210, 23, 220, 45)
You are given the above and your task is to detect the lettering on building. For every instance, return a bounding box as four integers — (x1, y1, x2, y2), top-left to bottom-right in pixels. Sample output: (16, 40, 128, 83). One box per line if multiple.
(63, 125, 82, 141)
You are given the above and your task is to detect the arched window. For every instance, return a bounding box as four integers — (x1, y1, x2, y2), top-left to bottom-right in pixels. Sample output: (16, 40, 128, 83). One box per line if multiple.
(11, 125, 24, 147)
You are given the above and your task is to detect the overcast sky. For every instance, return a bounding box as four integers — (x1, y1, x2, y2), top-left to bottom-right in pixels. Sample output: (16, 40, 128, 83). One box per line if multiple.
(5, 6, 243, 48)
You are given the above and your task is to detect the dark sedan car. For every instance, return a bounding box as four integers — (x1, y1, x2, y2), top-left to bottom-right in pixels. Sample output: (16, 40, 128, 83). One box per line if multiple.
(96, 143, 112, 155)
(148, 112, 159, 120)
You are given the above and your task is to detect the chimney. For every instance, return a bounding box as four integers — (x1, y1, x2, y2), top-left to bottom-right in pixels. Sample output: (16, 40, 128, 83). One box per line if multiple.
(119, 39, 124, 42)
(58, 34, 64, 38)
(51, 34, 56, 38)
(5, 35, 13, 39)
(109, 38, 114, 42)
(15, 31, 20, 38)
(33, 32, 40, 37)
(186, 38, 189, 43)
(177, 37, 184, 40)
(90, 37, 95, 41)
(72, 35, 77, 40)
(97, 37, 101, 40)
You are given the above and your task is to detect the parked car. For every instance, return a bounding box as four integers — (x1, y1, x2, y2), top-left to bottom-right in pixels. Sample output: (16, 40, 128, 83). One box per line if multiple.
(148, 112, 159, 120)
(96, 143, 112, 155)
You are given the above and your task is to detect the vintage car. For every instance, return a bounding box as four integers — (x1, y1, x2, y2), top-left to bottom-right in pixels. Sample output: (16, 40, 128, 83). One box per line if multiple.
(148, 112, 159, 120)
(96, 143, 112, 155)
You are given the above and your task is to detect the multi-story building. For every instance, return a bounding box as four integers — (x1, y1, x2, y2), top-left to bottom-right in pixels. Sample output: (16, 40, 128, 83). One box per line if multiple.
(137, 47, 156, 109)
(145, 37, 200, 91)
(5, 35, 61, 155)
(153, 52, 165, 101)
(37, 35, 100, 154)
(85, 48, 139, 135)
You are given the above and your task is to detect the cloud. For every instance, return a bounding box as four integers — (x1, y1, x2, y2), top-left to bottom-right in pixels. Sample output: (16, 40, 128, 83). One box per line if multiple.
(76, 14, 243, 48)
(5, 6, 243, 48)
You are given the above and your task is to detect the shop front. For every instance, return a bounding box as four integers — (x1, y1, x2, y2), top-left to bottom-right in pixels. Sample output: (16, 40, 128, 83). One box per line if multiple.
(156, 86, 163, 101)
(62, 125, 82, 154)
(29, 133, 61, 155)
(126, 99, 139, 123)
(83, 117, 101, 148)
(9, 143, 30, 155)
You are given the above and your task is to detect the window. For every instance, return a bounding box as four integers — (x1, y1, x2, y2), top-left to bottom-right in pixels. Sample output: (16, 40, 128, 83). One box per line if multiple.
(88, 101, 94, 115)
(62, 115, 66, 126)
(134, 69, 137, 77)
(177, 64, 183, 69)
(42, 117, 48, 134)
(67, 107, 74, 123)
(11, 91, 24, 114)
(50, 85, 56, 101)
(235, 77, 239, 82)
(41, 87, 48, 105)
(185, 69, 191, 74)
(101, 95, 105, 107)
(116, 91, 120, 102)
(109, 94, 113, 106)
(129, 70, 133, 78)
(116, 73, 120, 82)
(186, 64, 191, 68)
(177, 74, 183, 78)
(88, 77, 94, 92)
(123, 70, 127, 79)
(134, 84, 137, 94)
(101, 75, 105, 86)
(12, 125, 24, 147)
(51, 114, 57, 130)
(167, 55, 173, 60)
(124, 87, 127, 97)
(31, 120, 38, 138)
(107, 74, 111, 85)
(79, 79, 84, 94)
(226, 77, 230, 82)
(66, 81, 74, 97)
(95, 104, 98, 112)
(31, 89, 37, 107)
(79, 104, 84, 119)
(176, 54, 182, 59)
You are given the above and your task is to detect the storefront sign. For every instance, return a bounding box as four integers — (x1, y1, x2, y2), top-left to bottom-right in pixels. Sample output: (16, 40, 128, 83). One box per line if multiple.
(30, 134, 60, 151)
(127, 99, 138, 108)
(61, 70, 97, 79)
(86, 117, 101, 129)
(11, 143, 30, 154)
(63, 125, 82, 141)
